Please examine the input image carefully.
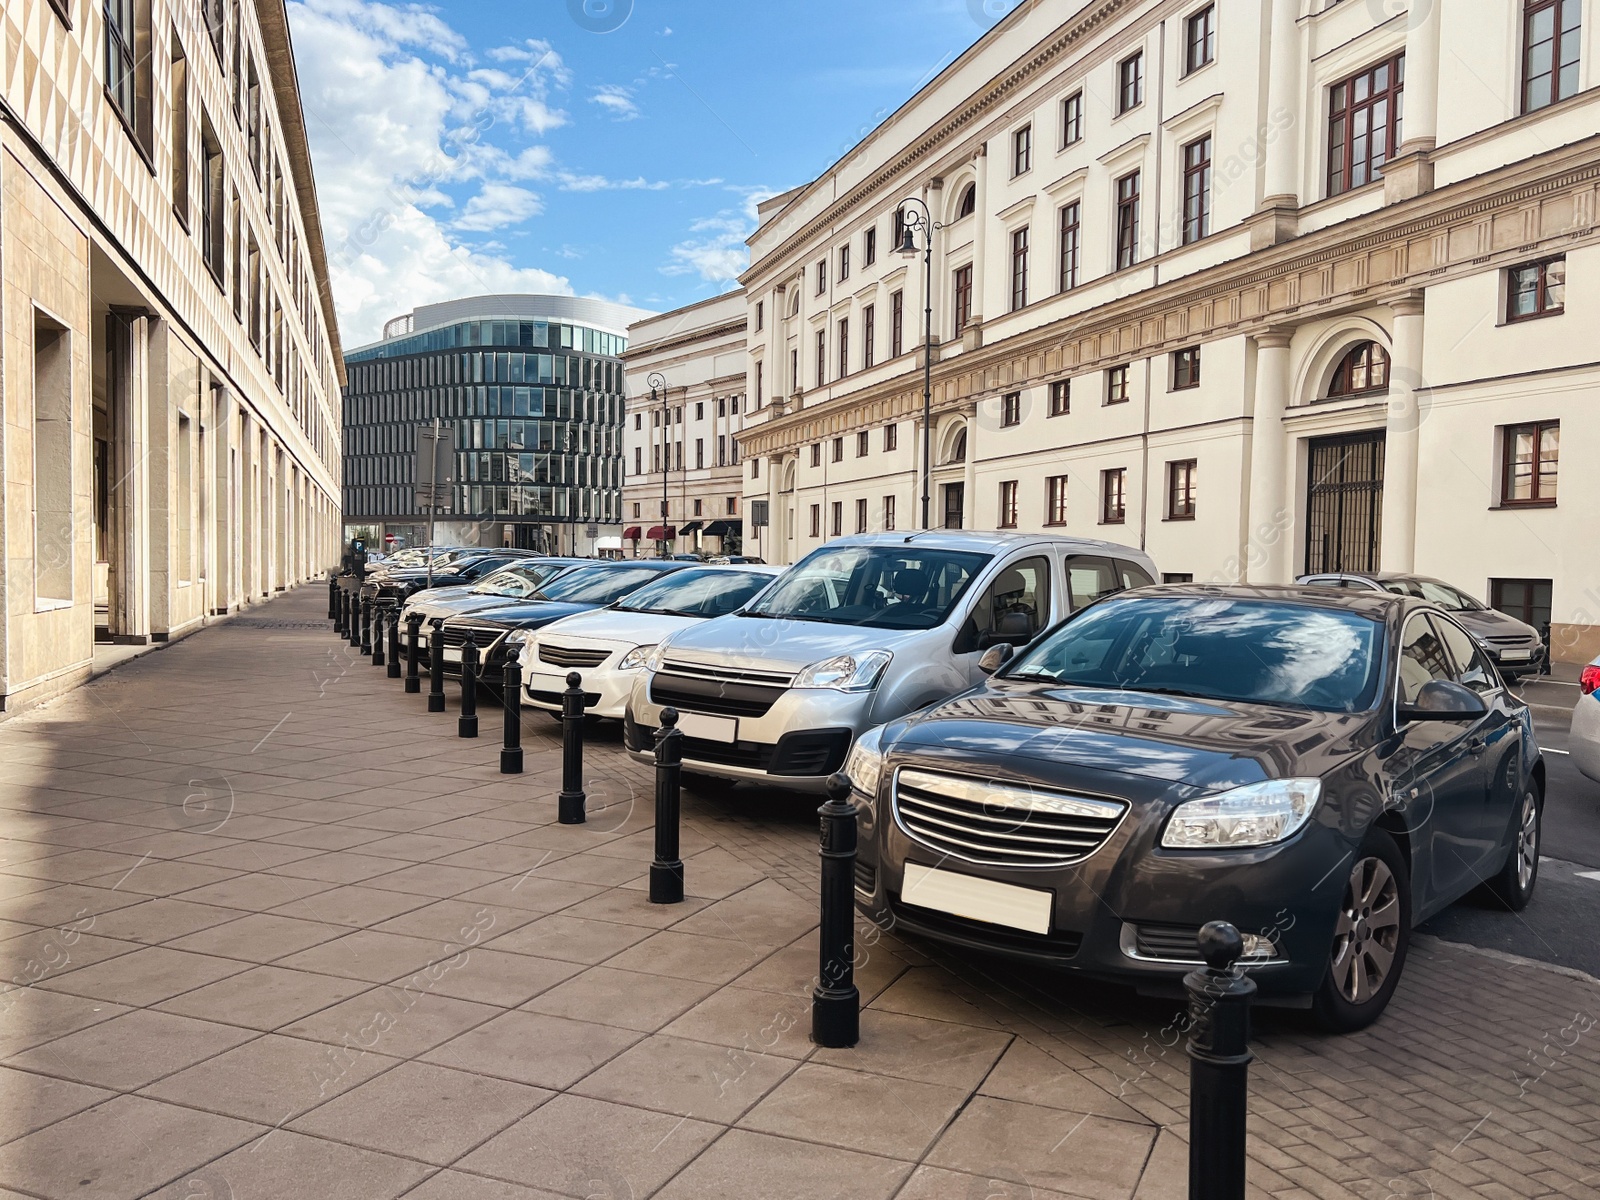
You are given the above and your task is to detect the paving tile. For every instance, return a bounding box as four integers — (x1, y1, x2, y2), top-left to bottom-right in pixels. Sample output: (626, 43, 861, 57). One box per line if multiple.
(290, 1061, 550, 1164)
(352, 833, 483, 862)
(362, 862, 510, 897)
(867, 966, 1009, 1029)
(455, 875, 607, 915)
(141, 1032, 401, 1124)
(165, 911, 349, 961)
(897, 1164, 1089, 1200)
(602, 929, 774, 984)
(37, 945, 250, 1005)
(267, 824, 393, 851)
(399, 1171, 569, 1200)
(0, 929, 143, 984)
(3, 848, 150, 884)
(269, 883, 434, 927)
(0, 883, 146, 926)
(661, 986, 816, 1060)
(978, 1036, 1153, 1121)
(0, 1095, 261, 1200)
(482, 912, 653, 963)
(81, 858, 241, 896)
(272, 852, 418, 884)
(573, 1033, 796, 1123)
(652, 1128, 913, 1200)
(73, 897, 242, 944)
(157, 964, 374, 1030)
(457, 1094, 720, 1198)
(275, 929, 450, 982)
(5, 1008, 255, 1090)
(557, 886, 710, 928)
(143, 1128, 432, 1199)
(422, 947, 583, 1007)
(180, 841, 326, 870)
(739, 1061, 969, 1159)
(375, 899, 540, 945)
(809, 1008, 1012, 1090)
(668, 879, 818, 948)
(174, 872, 337, 912)
(282, 984, 503, 1058)
(0, 1065, 112, 1144)
(0, 986, 127, 1059)
(423, 1010, 640, 1089)
(523, 965, 716, 1033)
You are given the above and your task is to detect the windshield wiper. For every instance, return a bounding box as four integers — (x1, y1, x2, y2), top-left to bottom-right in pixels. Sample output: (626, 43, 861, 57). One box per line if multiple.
(1007, 669, 1064, 683)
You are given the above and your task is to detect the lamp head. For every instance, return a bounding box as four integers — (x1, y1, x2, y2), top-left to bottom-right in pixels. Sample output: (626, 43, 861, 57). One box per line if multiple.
(896, 224, 919, 256)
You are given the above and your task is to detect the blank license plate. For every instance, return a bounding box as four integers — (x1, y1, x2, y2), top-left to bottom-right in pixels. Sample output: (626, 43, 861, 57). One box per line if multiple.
(442, 646, 462, 663)
(901, 862, 1053, 934)
(1500, 649, 1532, 661)
(676, 712, 737, 743)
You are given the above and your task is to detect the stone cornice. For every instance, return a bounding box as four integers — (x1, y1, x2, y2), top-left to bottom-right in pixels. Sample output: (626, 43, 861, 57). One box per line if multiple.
(623, 319, 748, 362)
(742, 136, 1600, 458)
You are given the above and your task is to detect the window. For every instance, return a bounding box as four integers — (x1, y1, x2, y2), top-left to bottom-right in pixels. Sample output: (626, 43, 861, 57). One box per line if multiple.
(1491, 578, 1553, 634)
(1507, 257, 1566, 321)
(32, 316, 73, 603)
(1101, 469, 1127, 524)
(203, 0, 225, 57)
(831, 501, 843, 537)
(1328, 53, 1404, 197)
(634, 413, 643, 430)
(1062, 91, 1083, 146)
(1181, 135, 1212, 244)
(857, 431, 870, 457)
(755, 360, 763, 407)
(816, 259, 827, 294)
(1001, 391, 1021, 428)
(884, 424, 898, 452)
(1173, 347, 1201, 390)
(882, 495, 897, 530)
(751, 458, 761, 479)
(1058, 201, 1081, 291)
(1106, 364, 1130, 405)
(693, 498, 704, 517)
(956, 184, 977, 219)
(810, 504, 821, 537)
(832, 437, 844, 463)
(953, 265, 974, 336)
(810, 443, 822, 468)
(716, 435, 727, 467)
(864, 226, 877, 266)
(1115, 171, 1141, 269)
(1163, 573, 1194, 584)
(815, 329, 826, 388)
(838, 318, 849, 378)
(1049, 379, 1070, 416)
(999, 480, 1019, 528)
(1046, 475, 1069, 525)
(200, 117, 225, 282)
(1501, 420, 1560, 505)
(1397, 614, 1456, 705)
(1167, 459, 1197, 519)
(695, 401, 704, 421)
(1435, 616, 1499, 696)
(863, 305, 876, 368)
(1010, 226, 1030, 311)
(1185, 5, 1215, 74)
(633, 502, 641, 518)
(633, 447, 642, 474)
(1013, 124, 1033, 176)
(838, 244, 850, 282)
(727, 496, 738, 514)
(1117, 51, 1144, 113)
(1523, 0, 1581, 112)
(106, 0, 154, 157)
(943, 482, 965, 529)
(790, 348, 800, 394)
(890, 290, 904, 357)
(755, 300, 764, 331)
(170, 34, 189, 225)
(855, 498, 868, 534)
(1326, 342, 1390, 397)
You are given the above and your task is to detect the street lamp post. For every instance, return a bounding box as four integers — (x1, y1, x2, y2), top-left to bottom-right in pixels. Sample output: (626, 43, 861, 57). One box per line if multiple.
(648, 371, 668, 558)
(896, 198, 944, 531)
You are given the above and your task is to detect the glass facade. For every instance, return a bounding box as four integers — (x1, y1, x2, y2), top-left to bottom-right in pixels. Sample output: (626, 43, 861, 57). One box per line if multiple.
(342, 315, 628, 541)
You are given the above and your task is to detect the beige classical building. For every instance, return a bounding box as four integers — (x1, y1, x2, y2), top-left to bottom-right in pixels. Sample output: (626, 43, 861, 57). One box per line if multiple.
(1, 0, 342, 710)
(705, 0, 1600, 662)
(621, 292, 749, 557)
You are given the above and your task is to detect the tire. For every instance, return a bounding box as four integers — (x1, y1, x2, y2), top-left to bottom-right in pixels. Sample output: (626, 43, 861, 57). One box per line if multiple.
(1312, 831, 1412, 1033)
(1486, 781, 1541, 911)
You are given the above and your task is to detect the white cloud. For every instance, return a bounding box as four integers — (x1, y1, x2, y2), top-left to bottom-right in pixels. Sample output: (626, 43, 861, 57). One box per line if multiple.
(660, 187, 779, 286)
(590, 84, 639, 120)
(453, 183, 544, 232)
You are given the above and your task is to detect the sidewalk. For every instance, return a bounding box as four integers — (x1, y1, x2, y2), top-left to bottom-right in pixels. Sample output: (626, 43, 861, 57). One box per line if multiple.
(0, 586, 1595, 1199)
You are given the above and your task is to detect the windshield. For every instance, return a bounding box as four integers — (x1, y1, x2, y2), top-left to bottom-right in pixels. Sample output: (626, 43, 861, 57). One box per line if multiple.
(616, 568, 775, 617)
(742, 545, 989, 630)
(1381, 578, 1483, 611)
(1005, 595, 1384, 713)
(534, 565, 672, 605)
(470, 563, 564, 598)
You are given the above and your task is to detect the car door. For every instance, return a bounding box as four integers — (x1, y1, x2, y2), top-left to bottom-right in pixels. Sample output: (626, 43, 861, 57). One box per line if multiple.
(1433, 612, 1519, 873)
(1065, 555, 1123, 612)
(953, 554, 1054, 684)
(1391, 612, 1491, 910)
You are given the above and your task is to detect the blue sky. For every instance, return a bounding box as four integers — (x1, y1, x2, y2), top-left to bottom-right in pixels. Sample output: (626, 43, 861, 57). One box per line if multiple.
(287, 0, 1016, 346)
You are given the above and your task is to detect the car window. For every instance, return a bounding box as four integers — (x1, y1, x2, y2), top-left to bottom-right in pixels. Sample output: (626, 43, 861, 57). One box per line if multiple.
(743, 546, 989, 630)
(615, 568, 776, 618)
(969, 556, 1051, 646)
(1067, 556, 1121, 610)
(1397, 614, 1456, 704)
(1118, 561, 1155, 590)
(1432, 615, 1498, 695)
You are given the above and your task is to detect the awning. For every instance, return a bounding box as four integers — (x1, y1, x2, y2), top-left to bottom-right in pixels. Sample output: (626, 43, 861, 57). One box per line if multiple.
(646, 525, 676, 540)
(679, 521, 704, 535)
(622, 526, 642, 540)
(702, 519, 742, 537)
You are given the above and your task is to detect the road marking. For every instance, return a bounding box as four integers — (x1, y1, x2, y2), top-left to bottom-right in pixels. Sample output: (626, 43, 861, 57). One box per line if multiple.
(1576, 869, 1600, 882)
(1544, 748, 1570, 756)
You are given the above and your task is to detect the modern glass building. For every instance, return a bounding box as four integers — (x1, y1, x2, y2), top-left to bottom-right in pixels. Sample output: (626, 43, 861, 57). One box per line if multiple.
(342, 295, 651, 553)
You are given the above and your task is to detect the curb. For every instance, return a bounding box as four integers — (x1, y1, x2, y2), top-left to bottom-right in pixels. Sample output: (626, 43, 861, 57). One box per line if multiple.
(1415, 932, 1600, 988)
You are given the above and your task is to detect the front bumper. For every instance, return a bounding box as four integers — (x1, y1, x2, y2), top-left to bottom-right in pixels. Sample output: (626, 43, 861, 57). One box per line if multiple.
(1572, 692, 1600, 784)
(524, 658, 636, 720)
(1488, 640, 1545, 674)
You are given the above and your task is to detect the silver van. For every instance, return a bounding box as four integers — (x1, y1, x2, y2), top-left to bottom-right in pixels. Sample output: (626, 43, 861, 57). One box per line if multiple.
(624, 531, 1158, 791)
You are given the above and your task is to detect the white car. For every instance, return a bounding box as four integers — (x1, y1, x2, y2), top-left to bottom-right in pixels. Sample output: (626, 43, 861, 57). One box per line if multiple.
(1572, 654, 1600, 783)
(520, 565, 782, 719)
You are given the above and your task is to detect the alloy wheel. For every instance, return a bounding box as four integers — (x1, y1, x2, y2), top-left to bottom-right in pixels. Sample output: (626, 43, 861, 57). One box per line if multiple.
(1516, 790, 1539, 892)
(1330, 856, 1402, 1005)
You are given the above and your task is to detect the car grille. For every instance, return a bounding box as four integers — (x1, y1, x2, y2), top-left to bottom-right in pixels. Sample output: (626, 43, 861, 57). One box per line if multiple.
(892, 768, 1126, 869)
(649, 658, 793, 719)
(437, 623, 506, 649)
(854, 858, 876, 894)
(1132, 923, 1206, 961)
(538, 644, 610, 669)
(1482, 634, 1537, 646)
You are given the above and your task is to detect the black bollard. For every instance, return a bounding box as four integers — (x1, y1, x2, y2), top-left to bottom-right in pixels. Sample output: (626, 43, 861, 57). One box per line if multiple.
(349, 595, 363, 649)
(500, 644, 524, 774)
(812, 772, 860, 1048)
(405, 612, 423, 694)
(371, 608, 386, 667)
(359, 597, 373, 656)
(557, 671, 586, 824)
(386, 609, 402, 678)
(328, 575, 338, 621)
(458, 633, 480, 739)
(427, 619, 447, 713)
(650, 708, 685, 904)
(1185, 921, 1256, 1200)
(336, 588, 349, 637)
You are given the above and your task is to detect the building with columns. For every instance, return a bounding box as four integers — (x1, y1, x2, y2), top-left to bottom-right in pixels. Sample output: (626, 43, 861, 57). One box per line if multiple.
(717, 0, 1600, 663)
(621, 292, 750, 558)
(2, 0, 343, 711)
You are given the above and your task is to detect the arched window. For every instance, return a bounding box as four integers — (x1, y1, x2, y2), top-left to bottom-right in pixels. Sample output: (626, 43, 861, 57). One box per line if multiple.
(787, 288, 801, 318)
(946, 427, 968, 464)
(955, 183, 977, 219)
(1325, 341, 1390, 398)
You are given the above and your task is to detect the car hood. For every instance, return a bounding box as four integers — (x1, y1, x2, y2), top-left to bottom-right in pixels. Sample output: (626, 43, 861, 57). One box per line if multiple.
(885, 681, 1371, 794)
(1451, 607, 1540, 640)
(657, 614, 935, 673)
(405, 589, 531, 619)
(451, 600, 602, 630)
(530, 609, 703, 651)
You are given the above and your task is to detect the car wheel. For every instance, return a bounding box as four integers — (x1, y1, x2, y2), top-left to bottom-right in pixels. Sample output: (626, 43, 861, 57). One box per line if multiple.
(1312, 832, 1411, 1033)
(1486, 783, 1541, 911)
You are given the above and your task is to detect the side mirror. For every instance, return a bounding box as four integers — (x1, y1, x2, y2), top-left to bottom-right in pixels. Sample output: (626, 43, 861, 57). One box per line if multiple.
(978, 644, 1013, 675)
(1397, 678, 1487, 723)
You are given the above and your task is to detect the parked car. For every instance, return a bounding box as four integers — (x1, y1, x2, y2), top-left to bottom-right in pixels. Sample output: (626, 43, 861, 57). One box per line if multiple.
(399, 559, 587, 660)
(1297, 571, 1545, 678)
(361, 550, 537, 608)
(623, 532, 1157, 791)
(433, 560, 691, 682)
(1572, 654, 1600, 783)
(851, 583, 1543, 1031)
(709, 555, 766, 565)
(519, 565, 782, 718)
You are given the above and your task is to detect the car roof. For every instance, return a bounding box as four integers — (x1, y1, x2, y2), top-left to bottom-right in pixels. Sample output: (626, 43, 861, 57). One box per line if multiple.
(1133, 582, 1428, 619)
(816, 530, 1151, 558)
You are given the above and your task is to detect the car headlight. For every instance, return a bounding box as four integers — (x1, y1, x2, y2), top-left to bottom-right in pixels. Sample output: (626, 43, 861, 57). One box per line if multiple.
(504, 630, 534, 651)
(618, 644, 657, 672)
(793, 651, 892, 692)
(1161, 779, 1321, 849)
(841, 725, 886, 798)
(643, 644, 669, 673)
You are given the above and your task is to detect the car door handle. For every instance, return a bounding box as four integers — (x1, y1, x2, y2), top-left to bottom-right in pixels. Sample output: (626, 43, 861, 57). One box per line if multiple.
(1466, 736, 1488, 756)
